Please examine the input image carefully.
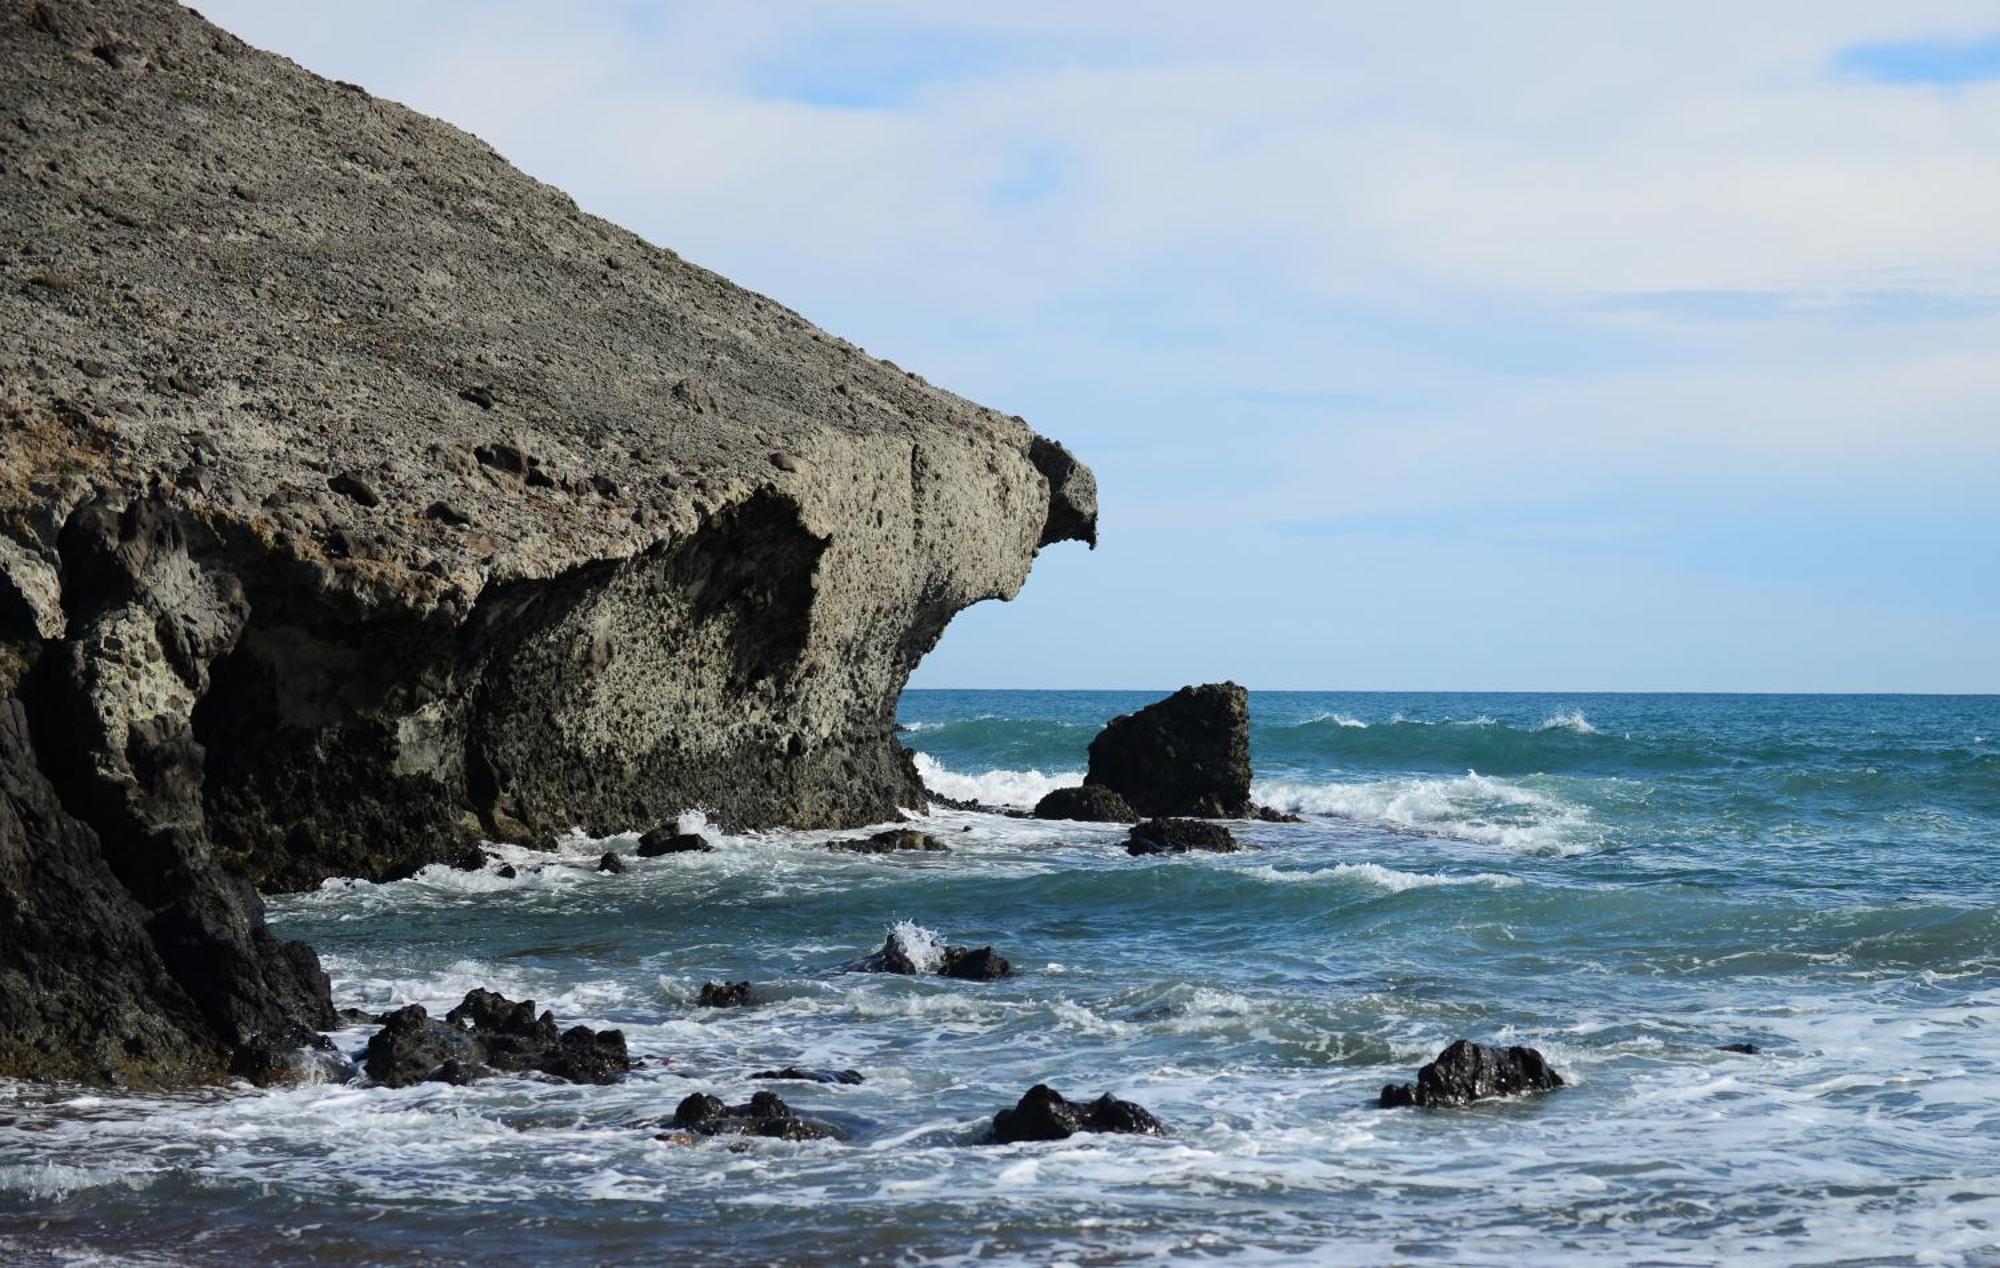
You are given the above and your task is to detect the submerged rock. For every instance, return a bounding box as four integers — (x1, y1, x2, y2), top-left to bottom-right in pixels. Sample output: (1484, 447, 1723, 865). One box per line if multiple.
(637, 828, 712, 857)
(1378, 1039, 1564, 1108)
(362, 989, 630, 1088)
(0, 0, 1093, 1086)
(671, 1090, 837, 1141)
(697, 981, 751, 1008)
(751, 1066, 865, 1085)
(1032, 785, 1137, 823)
(1084, 684, 1253, 818)
(1125, 818, 1240, 856)
(849, 926, 1014, 980)
(828, 828, 948, 854)
(991, 1084, 1166, 1144)
(1717, 1042, 1761, 1055)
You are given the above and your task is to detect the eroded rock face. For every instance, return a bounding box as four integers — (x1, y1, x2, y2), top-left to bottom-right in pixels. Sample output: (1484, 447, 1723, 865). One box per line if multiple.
(991, 1084, 1166, 1144)
(1378, 1039, 1565, 1108)
(1085, 684, 1252, 818)
(0, 0, 1092, 1084)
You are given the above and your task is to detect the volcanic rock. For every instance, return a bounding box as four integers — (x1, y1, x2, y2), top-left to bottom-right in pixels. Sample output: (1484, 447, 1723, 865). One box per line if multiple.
(1378, 1039, 1564, 1108)
(1032, 785, 1137, 823)
(751, 1066, 865, 1085)
(671, 1090, 836, 1141)
(827, 827, 948, 854)
(1125, 818, 1240, 856)
(697, 980, 751, 1008)
(991, 1084, 1166, 1144)
(637, 827, 711, 856)
(0, 0, 1092, 1085)
(1083, 684, 1253, 818)
(849, 927, 1013, 980)
(597, 851, 626, 874)
(362, 988, 630, 1088)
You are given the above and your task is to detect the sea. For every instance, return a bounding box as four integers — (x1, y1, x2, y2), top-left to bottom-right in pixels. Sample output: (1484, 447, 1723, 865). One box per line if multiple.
(3, 690, 1997, 1265)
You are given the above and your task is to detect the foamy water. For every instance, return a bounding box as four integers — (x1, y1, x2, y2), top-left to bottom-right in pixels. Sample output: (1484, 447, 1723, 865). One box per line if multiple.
(2, 690, 1997, 1264)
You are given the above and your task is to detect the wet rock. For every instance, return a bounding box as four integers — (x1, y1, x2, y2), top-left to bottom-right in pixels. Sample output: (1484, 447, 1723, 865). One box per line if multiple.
(326, 471, 381, 507)
(1252, 805, 1305, 824)
(671, 1090, 836, 1141)
(828, 827, 948, 854)
(1032, 785, 1137, 823)
(939, 946, 1013, 981)
(1718, 1042, 1761, 1055)
(849, 927, 1013, 980)
(1084, 683, 1253, 818)
(697, 980, 750, 1008)
(596, 851, 625, 874)
(362, 989, 630, 1088)
(751, 1067, 864, 1085)
(637, 827, 712, 856)
(1378, 1039, 1564, 1108)
(496, 864, 518, 879)
(991, 1084, 1165, 1144)
(1125, 818, 1239, 856)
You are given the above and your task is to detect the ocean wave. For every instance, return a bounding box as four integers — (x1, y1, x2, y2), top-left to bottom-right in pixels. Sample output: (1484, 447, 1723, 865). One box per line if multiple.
(1252, 772, 1594, 854)
(911, 752, 1077, 808)
(1241, 861, 1524, 891)
(1538, 708, 1599, 735)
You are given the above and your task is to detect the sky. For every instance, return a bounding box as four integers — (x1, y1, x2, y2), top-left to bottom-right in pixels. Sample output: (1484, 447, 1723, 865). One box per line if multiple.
(198, 2, 2000, 692)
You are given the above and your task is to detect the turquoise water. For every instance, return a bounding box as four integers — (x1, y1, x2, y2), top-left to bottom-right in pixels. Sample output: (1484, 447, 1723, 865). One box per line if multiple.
(2, 691, 1997, 1264)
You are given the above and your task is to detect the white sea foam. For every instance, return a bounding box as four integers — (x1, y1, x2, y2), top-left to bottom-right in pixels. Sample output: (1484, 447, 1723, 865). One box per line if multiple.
(910, 752, 1078, 808)
(1241, 861, 1523, 892)
(885, 919, 946, 975)
(1251, 771, 1593, 854)
(1538, 708, 1598, 734)
(1301, 712, 1369, 728)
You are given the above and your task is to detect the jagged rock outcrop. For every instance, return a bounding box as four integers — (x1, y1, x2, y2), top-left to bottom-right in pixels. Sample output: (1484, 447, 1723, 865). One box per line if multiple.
(1084, 684, 1252, 818)
(1124, 817, 1240, 856)
(362, 988, 631, 1088)
(668, 1090, 837, 1141)
(0, 0, 1093, 1085)
(1378, 1039, 1565, 1108)
(990, 1084, 1166, 1144)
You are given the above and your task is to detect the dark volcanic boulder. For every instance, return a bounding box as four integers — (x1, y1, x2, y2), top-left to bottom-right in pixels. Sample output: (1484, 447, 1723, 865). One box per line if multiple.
(0, 0, 1094, 1088)
(1032, 785, 1137, 823)
(751, 1066, 865, 1085)
(697, 980, 751, 1008)
(1378, 1039, 1564, 1108)
(991, 1084, 1166, 1144)
(362, 989, 630, 1088)
(828, 828, 948, 854)
(1083, 683, 1252, 818)
(597, 851, 626, 874)
(850, 927, 1013, 980)
(637, 828, 712, 857)
(1125, 818, 1240, 856)
(671, 1090, 837, 1141)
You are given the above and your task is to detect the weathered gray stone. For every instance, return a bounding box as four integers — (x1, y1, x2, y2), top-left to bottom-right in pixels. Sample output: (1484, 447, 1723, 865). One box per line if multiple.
(0, 0, 1093, 1086)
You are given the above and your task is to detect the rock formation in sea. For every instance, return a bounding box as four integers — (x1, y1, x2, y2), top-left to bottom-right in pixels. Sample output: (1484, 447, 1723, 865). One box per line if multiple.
(1124, 817, 1241, 855)
(363, 989, 631, 1088)
(0, 0, 1092, 1085)
(990, 1084, 1167, 1143)
(1046, 683, 1253, 819)
(1377, 1039, 1565, 1108)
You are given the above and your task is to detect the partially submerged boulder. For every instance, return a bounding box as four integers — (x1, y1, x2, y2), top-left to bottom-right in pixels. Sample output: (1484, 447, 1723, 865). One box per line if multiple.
(362, 989, 630, 1088)
(1125, 818, 1240, 856)
(1084, 684, 1253, 818)
(751, 1066, 865, 1085)
(697, 980, 751, 1008)
(670, 1090, 837, 1141)
(637, 828, 712, 857)
(597, 851, 626, 874)
(850, 926, 1014, 980)
(1378, 1039, 1564, 1108)
(828, 828, 948, 854)
(1032, 785, 1137, 823)
(991, 1084, 1166, 1144)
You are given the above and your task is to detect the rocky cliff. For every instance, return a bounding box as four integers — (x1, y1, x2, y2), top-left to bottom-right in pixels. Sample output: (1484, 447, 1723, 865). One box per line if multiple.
(0, 0, 1093, 1084)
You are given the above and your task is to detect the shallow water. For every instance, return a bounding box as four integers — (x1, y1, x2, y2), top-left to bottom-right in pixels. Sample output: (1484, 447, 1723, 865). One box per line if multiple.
(3, 691, 1998, 1264)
